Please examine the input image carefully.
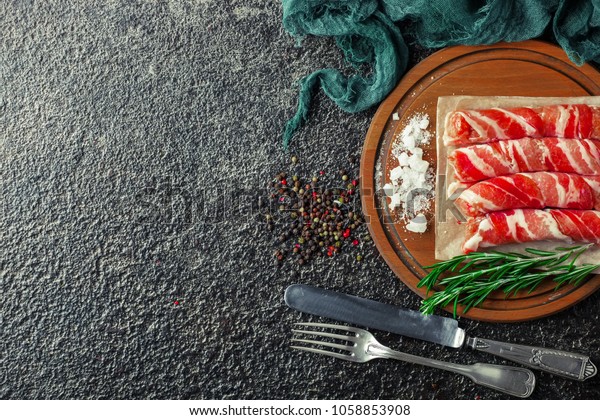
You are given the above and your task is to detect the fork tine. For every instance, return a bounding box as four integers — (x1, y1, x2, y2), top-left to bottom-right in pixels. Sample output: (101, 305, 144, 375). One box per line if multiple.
(291, 338, 355, 352)
(291, 328, 357, 342)
(293, 322, 364, 334)
(291, 345, 355, 362)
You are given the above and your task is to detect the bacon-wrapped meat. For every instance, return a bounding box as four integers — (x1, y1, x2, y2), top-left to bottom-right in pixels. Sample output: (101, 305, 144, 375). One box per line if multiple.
(463, 209, 600, 253)
(455, 172, 600, 217)
(449, 138, 600, 183)
(444, 104, 600, 146)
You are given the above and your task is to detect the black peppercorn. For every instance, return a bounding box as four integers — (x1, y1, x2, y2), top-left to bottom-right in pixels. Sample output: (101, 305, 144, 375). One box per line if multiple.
(269, 167, 367, 266)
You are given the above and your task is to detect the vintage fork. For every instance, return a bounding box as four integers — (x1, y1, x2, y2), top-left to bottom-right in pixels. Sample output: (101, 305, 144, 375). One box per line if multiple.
(291, 322, 536, 398)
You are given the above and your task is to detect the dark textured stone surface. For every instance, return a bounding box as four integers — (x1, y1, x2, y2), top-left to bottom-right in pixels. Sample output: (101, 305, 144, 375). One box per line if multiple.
(0, 1, 599, 400)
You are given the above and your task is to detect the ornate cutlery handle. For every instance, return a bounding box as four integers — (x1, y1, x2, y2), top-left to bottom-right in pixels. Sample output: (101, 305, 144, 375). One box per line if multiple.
(370, 342, 535, 398)
(466, 337, 597, 381)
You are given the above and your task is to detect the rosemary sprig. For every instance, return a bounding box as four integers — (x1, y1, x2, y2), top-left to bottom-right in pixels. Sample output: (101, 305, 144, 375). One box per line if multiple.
(418, 244, 599, 317)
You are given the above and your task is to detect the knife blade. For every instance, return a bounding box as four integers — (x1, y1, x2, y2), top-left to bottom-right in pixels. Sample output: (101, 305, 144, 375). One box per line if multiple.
(284, 284, 597, 381)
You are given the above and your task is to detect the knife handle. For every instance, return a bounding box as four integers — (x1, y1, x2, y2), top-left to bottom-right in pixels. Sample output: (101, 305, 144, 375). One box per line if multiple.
(466, 337, 597, 381)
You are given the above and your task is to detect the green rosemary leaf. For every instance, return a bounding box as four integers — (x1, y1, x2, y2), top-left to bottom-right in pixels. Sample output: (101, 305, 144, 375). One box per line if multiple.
(555, 244, 592, 252)
(459, 259, 478, 272)
(523, 248, 556, 257)
(554, 263, 600, 287)
(453, 295, 459, 318)
(546, 253, 572, 268)
(418, 244, 597, 316)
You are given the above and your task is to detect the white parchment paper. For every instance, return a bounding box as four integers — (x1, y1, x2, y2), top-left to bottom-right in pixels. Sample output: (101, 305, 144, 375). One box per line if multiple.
(435, 95, 600, 270)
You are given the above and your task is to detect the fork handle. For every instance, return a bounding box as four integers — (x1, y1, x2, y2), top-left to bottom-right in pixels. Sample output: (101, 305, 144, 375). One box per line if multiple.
(466, 336, 597, 381)
(369, 343, 535, 398)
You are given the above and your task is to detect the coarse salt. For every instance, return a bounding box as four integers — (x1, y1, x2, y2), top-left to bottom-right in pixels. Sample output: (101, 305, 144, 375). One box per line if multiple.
(406, 214, 428, 233)
(384, 113, 434, 232)
(390, 166, 403, 182)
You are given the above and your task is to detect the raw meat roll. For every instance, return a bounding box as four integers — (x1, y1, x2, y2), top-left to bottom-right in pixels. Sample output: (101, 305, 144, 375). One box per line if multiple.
(463, 209, 600, 253)
(444, 104, 600, 146)
(455, 172, 600, 217)
(449, 138, 600, 183)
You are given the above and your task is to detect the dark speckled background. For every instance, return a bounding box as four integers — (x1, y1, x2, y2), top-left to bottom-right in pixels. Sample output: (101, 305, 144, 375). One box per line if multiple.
(1, 0, 599, 400)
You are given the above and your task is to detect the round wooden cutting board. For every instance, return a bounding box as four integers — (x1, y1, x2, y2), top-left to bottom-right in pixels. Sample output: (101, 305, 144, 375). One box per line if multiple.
(361, 40, 600, 322)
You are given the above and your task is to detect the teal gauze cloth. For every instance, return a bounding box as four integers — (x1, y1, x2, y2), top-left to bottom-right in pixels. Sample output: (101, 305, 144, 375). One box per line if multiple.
(282, 0, 600, 147)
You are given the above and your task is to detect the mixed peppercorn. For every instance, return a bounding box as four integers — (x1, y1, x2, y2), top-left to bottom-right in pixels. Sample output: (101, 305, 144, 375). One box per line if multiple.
(266, 157, 370, 266)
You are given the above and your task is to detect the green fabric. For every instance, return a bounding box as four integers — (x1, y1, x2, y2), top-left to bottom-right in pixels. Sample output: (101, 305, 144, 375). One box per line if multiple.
(282, 0, 600, 147)
(282, 1, 408, 147)
(554, 0, 600, 65)
(382, 0, 556, 46)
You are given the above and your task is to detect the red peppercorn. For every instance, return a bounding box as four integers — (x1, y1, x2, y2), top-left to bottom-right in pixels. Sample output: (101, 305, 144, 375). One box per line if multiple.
(269, 167, 367, 267)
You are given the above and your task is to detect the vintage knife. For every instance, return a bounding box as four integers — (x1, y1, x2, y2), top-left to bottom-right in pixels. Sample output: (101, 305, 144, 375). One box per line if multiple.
(284, 284, 597, 381)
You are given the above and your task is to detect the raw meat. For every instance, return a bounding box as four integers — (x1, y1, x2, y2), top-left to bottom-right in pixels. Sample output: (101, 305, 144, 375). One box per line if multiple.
(449, 137, 600, 183)
(444, 104, 600, 146)
(463, 209, 600, 253)
(455, 172, 600, 217)
(549, 209, 600, 243)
